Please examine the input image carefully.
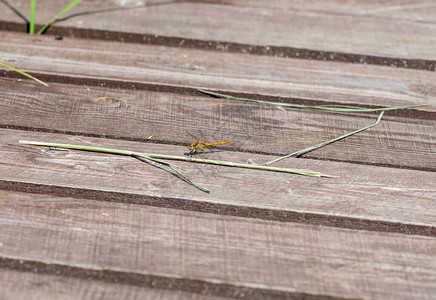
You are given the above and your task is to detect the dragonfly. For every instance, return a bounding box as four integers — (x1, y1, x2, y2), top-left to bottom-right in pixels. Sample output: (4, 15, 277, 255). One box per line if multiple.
(186, 131, 231, 155)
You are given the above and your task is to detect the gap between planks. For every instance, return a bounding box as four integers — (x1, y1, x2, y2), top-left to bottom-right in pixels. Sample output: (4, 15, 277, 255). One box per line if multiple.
(0, 256, 338, 300)
(1, 0, 436, 70)
(1, 129, 435, 237)
(1, 180, 434, 238)
(1, 30, 435, 112)
(1, 69, 435, 120)
(0, 268, 225, 300)
(0, 20, 433, 71)
(0, 190, 435, 300)
(1, 79, 435, 172)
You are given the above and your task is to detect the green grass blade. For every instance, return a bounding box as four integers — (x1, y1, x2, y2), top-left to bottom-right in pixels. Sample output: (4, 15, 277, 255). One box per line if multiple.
(29, 0, 36, 34)
(199, 90, 435, 112)
(19, 141, 335, 192)
(18, 140, 334, 177)
(0, 62, 48, 86)
(133, 152, 210, 193)
(18, 140, 209, 193)
(266, 111, 385, 165)
(37, 0, 82, 35)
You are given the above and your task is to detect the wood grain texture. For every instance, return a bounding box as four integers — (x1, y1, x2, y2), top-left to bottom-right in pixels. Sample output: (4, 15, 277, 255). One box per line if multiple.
(0, 269, 225, 300)
(1, 31, 436, 111)
(1, 0, 435, 64)
(0, 78, 434, 171)
(1, 190, 436, 300)
(192, 0, 436, 22)
(1, 129, 435, 236)
(0, 1, 435, 298)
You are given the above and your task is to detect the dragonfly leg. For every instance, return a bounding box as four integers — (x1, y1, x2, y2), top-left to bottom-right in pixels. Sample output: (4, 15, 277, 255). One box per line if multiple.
(189, 148, 206, 156)
(189, 149, 198, 156)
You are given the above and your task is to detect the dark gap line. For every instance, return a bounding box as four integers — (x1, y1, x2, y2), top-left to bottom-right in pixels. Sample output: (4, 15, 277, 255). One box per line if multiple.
(0, 256, 351, 300)
(0, 123, 174, 145)
(0, 21, 434, 72)
(1, 69, 434, 121)
(297, 156, 436, 173)
(1, 180, 435, 238)
(2, 124, 435, 173)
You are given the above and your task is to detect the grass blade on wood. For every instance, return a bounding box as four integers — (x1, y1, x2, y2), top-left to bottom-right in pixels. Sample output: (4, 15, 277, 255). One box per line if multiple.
(0, 62, 48, 86)
(19, 140, 209, 193)
(37, 0, 82, 35)
(19, 141, 335, 192)
(199, 90, 435, 112)
(29, 0, 36, 34)
(199, 90, 434, 165)
(266, 111, 385, 165)
(133, 152, 210, 193)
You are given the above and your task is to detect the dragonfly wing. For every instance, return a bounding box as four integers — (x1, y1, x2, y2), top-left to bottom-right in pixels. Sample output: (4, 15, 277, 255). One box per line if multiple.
(186, 131, 200, 140)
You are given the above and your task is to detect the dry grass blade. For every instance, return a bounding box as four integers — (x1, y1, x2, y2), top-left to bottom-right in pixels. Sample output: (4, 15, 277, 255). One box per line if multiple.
(199, 90, 435, 112)
(19, 141, 335, 193)
(200, 89, 434, 165)
(0, 62, 48, 86)
(266, 111, 385, 165)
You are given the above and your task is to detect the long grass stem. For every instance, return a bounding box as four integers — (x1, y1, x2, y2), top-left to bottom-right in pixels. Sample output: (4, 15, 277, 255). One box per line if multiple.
(266, 111, 385, 165)
(19, 140, 335, 192)
(199, 90, 435, 112)
(19, 140, 209, 192)
(29, 0, 36, 34)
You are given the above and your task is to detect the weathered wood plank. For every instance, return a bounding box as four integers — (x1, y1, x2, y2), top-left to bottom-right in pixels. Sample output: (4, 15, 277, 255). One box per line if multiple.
(0, 269, 224, 300)
(197, 0, 436, 23)
(1, 31, 435, 111)
(1, 0, 435, 65)
(1, 129, 435, 236)
(0, 78, 434, 171)
(1, 190, 436, 300)
(4, 0, 436, 22)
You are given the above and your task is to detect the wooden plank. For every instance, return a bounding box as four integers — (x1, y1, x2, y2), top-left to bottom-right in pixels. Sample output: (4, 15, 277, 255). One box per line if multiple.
(0, 269, 225, 300)
(1, 31, 436, 111)
(4, 0, 436, 22)
(196, 0, 436, 23)
(1, 190, 436, 300)
(1, 129, 435, 236)
(0, 78, 434, 171)
(1, 0, 435, 66)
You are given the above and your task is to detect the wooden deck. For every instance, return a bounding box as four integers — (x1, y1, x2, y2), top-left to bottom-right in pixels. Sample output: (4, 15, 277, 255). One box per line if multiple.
(1, 1, 435, 299)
